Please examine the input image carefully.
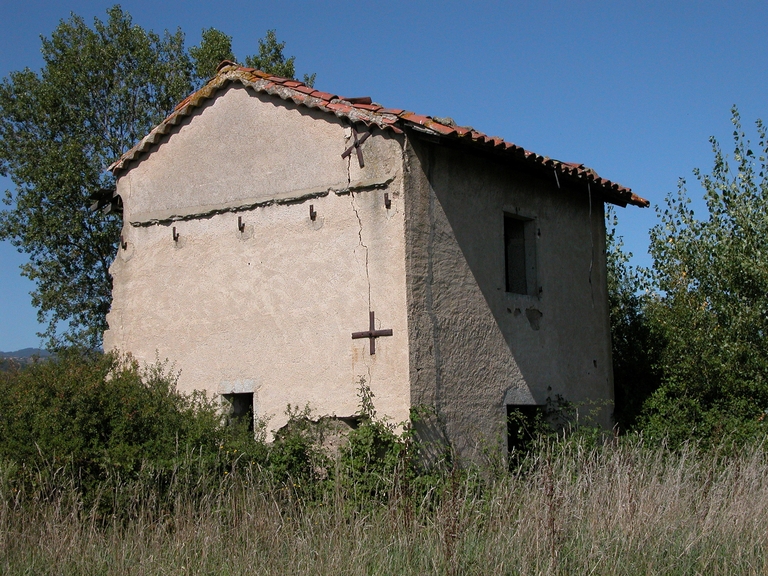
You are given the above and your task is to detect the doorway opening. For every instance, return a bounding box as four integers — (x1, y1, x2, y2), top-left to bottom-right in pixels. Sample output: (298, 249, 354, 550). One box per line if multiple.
(506, 404, 546, 455)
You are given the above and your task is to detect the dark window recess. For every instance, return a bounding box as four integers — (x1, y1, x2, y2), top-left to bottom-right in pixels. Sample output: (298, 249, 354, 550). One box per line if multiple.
(223, 393, 254, 432)
(505, 215, 527, 294)
(507, 404, 545, 454)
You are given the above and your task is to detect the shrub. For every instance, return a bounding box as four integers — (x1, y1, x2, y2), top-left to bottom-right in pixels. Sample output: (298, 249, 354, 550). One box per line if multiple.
(0, 350, 223, 492)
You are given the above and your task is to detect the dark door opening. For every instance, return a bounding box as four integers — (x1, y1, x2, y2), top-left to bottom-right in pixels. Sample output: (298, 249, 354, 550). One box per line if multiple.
(506, 404, 545, 454)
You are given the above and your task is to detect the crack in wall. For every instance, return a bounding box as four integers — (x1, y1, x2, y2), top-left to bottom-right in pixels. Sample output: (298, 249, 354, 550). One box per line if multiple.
(345, 132, 372, 313)
(346, 136, 374, 388)
(350, 193, 372, 312)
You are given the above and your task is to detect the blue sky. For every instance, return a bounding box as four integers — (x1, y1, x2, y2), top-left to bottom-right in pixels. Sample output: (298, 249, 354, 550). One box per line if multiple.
(1, 0, 766, 350)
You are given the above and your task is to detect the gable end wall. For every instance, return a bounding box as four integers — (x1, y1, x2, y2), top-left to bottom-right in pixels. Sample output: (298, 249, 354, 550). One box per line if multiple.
(105, 86, 411, 434)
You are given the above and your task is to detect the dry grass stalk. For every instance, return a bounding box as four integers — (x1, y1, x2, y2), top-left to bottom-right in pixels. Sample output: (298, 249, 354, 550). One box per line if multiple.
(2, 438, 767, 575)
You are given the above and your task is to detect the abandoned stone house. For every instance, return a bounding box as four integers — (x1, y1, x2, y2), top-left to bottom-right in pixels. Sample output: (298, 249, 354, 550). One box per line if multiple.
(101, 62, 648, 459)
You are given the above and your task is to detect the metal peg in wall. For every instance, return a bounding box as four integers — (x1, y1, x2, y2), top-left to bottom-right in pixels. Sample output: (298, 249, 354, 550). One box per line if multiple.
(120, 235, 127, 250)
(384, 193, 391, 209)
(309, 204, 317, 221)
(173, 227, 179, 242)
(238, 216, 245, 232)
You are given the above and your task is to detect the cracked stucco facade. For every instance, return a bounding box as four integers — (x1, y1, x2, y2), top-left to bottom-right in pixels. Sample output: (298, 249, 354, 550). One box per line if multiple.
(105, 85, 411, 433)
(105, 84, 614, 459)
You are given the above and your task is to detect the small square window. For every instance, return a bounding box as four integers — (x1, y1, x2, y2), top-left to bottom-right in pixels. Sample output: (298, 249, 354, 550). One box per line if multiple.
(222, 392, 254, 432)
(504, 214, 537, 295)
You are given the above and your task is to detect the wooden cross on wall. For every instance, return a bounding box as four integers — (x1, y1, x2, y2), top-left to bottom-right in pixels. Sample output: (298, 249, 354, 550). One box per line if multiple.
(352, 311, 393, 355)
(341, 126, 370, 168)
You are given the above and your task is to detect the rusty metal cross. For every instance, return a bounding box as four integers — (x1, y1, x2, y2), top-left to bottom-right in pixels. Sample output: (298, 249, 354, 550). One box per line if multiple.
(341, 126, 370, 168)
(351, 311, 393, 355)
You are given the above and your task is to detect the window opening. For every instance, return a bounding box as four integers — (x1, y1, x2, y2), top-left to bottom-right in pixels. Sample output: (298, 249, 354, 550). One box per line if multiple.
(223, 392, 254, 433)
(505, 216, 526, 293)
(504, 214, 537, 295)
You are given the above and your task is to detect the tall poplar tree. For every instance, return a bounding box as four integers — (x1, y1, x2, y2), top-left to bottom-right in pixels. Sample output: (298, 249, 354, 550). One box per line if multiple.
(640, 109, 768, 445)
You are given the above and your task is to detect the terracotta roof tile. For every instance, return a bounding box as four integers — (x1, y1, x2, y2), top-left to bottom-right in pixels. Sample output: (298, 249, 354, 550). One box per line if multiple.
(400, 112, 432, 126)
(379, 107, 405, 115)
(352, 103, 382, 111)
(325, 102, 352, 113)
(310, 90, 336, 101)
(427, 122, 456, 136)
(109, 64, 648, 208)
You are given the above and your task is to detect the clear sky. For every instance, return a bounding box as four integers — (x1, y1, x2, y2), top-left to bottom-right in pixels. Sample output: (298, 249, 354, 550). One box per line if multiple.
(1, 0, 766, 351)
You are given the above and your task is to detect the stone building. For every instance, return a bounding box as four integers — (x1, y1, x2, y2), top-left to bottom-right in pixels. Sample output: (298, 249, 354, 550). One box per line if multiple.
(102, 63, 648, 459)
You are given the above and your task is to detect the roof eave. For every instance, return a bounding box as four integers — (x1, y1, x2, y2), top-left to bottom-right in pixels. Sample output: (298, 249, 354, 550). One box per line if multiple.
(108, 65, 649, 209)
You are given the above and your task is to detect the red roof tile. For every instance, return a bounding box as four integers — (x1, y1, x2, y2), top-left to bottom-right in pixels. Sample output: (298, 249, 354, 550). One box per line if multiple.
(109, 64, 649, 208)
(379, 107, 405, 115)
(400, 112, 432, 126)
(427, 122, 456, 136)
(352, 103, 382, 111)
(310, 90, 336, 101)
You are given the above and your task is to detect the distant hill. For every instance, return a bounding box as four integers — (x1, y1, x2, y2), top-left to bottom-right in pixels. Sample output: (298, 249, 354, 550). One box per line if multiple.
(0, 348, 51, 371)
(0, 348, 51, 359)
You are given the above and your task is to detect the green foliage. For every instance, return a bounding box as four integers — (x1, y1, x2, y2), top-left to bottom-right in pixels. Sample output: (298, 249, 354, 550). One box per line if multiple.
(244, 29, 316, 87)
(0, 351, 222, 491)
(0, 7, 194, 348)
(338, 383, 408, 500)
(189, 28, 236, 81)
(640, 108, 768, 446)
(0, 8, 315, 348)
(268, 404, 328, 486)
(0, 355, 414, 508)
(605, 207, 662, 430)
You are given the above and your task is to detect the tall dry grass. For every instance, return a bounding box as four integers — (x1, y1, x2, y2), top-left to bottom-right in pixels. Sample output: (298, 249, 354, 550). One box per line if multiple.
(2, 438, 767, 575)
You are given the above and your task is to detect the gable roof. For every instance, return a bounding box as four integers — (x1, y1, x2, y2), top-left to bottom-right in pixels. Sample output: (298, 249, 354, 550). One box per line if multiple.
(109, 62, 649, 208)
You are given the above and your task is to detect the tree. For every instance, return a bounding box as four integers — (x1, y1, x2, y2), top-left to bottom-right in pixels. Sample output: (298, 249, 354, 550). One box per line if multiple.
(0, 7, 314, 349)
(640, 108, 768, 445)
(189, 28, 236, 82)
(0, 7, 194, 348)
(244, 29, 316, 87)
(605, 208, 662, 431)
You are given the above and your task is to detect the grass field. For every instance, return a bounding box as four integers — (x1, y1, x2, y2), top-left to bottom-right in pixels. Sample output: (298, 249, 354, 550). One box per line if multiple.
(2, 437, 767, 575)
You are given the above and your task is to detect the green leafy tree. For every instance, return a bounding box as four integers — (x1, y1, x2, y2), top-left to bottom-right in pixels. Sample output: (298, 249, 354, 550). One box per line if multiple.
(640, 108, 768, 445)
(0, 7, 194, 348)
(245, 29, 316, 87)
(0, 8, 314, 349)
(189, 27, 236, 81)
(605, 208, 662, 431)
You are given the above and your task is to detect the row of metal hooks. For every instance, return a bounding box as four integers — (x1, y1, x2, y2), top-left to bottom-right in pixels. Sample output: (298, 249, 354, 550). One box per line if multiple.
(311, 193, 391, 221)
(119, 195, 395, 247)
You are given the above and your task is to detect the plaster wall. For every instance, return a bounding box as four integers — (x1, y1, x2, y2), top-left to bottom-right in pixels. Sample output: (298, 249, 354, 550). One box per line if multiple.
(120, 86, 354, 221)
(404, 138, 613, 460)
(105, 86, 410, 432)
